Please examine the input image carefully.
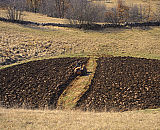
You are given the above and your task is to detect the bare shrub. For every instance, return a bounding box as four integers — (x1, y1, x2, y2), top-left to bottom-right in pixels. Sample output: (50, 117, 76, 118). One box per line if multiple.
(66, 0, 106, 25)
(153, 2, 160, 22)
(105, 0, 129, 24)
(6, 0, 24, 21)
(25, 0, 43, 13)
(140, 4, 151, 22)
(128, 0, 160, 23)
(128, 4, 143, 22)
(34, 0, 69, 18)
(0, 0, 9, 9)
(25, 0, 71, 18)
(54, 0, 71, 18)
(129, 3, 157, 23)
(117, 0, 129, 23)
(105, 7, 119, 24)
(105, 1, 157, 24)
(7, 7, 23, 20)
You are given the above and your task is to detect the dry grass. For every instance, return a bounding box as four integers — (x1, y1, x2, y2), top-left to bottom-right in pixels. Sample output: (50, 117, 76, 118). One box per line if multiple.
(1, 18, 160, 68)
(0, 107, 160, 130)
(22, 12, 69, 24)
(0, 1, 160, 65)
(0, 9, 68, 24)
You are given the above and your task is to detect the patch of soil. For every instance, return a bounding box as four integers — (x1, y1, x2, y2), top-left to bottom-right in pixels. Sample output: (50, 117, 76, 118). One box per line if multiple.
(76, 57, 160, 112)
(0, 57, 89, 109)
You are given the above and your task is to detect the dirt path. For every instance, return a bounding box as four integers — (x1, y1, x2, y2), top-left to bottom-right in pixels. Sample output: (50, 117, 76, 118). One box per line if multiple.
(57, 57, 97, 109)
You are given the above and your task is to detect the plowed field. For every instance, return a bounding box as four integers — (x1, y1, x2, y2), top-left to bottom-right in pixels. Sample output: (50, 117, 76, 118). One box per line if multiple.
(77, 57, 160, 112)
(0, 57, 88, 109)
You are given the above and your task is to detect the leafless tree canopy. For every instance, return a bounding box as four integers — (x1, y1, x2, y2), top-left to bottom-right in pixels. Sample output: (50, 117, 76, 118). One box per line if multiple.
(66, 0, 106, 24)
(0, 0, 160, 24)
(4, 0, 25, 21)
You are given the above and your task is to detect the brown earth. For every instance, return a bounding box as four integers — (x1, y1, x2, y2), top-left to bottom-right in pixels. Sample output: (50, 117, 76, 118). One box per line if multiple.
(1, 56, 160, 112)
(76, 57, 160, 112)
(0, 57, 89, 109)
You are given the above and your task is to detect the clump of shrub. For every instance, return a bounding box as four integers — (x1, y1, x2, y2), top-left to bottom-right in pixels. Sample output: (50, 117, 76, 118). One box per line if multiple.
(105, 0, 160, 24)
(4, 0, 24, 21)
(66, 0, 106, 25)
(7, 6, 23, 21)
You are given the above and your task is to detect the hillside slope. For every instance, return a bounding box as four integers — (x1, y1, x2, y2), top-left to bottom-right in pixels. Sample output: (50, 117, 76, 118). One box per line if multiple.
(0, 11, 160, 67)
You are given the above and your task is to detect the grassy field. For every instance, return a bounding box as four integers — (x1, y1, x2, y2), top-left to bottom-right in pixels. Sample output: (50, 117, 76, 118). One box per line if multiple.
(0, 107, 160, 130)
(1, 0, 160, 68)
(0, 11, 160, 68)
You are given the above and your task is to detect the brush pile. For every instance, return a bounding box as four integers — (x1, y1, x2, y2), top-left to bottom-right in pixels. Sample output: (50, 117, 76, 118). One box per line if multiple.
(0, 57, 88, 109)
(77, 57, 160, 111)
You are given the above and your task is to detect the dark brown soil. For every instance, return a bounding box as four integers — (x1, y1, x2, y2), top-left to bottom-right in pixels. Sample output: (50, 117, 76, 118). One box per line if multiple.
(0, 57, 89, 109)
(76, 57, 160, 112)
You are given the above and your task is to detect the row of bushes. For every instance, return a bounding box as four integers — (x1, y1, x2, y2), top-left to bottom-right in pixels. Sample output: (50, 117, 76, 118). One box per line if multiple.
(1, 0, 160, 25)
(1, 16, 160, 30)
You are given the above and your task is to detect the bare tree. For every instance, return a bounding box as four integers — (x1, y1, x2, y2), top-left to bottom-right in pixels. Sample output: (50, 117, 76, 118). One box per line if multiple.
(26, 0, 43, 13)
(6, 0, 25, 20)
(105, 0, 129, 24)
(105, 1, 155, 24)
(66, 0, 106, 24)
(128, 4, 143, 22)
(155, 2, 160, 22)
(54, 0, 71, 18)
(35, 0, 70, 18)
(105, 7, 119, 24)
(0, 0, 9, 9)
